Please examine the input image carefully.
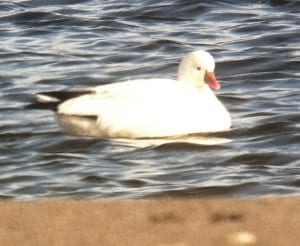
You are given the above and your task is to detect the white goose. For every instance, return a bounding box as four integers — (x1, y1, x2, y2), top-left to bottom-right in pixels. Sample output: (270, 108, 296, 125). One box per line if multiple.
(34, 50, 231, 138)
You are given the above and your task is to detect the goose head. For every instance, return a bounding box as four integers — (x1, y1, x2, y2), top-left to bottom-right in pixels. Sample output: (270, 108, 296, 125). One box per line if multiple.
(177, 50, 220, 90)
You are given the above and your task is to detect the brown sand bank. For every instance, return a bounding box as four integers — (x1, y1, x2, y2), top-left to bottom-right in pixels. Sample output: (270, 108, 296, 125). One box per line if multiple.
(0, 197, 299, 246)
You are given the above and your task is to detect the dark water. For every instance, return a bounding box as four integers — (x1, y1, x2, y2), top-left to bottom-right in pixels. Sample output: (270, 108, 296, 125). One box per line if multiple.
(0, 0, 299, 200)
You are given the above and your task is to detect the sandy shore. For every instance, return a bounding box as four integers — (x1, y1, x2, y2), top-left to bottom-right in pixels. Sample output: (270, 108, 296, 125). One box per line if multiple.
(0, 197, 299, 246)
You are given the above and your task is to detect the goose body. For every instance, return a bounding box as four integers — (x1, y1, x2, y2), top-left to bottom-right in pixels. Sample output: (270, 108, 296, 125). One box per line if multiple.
(34, 50, 231, 138)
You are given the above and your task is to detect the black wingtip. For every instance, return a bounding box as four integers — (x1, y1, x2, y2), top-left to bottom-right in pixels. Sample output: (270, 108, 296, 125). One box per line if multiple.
(37, 90, 94, 102)
(25, 90, 94, 111)
(24, 101, 60, 111)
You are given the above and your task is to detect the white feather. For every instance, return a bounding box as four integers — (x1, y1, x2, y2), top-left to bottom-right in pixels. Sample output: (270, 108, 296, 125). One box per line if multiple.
(57, 50, 231, 138)
(37, 94, 60, 103)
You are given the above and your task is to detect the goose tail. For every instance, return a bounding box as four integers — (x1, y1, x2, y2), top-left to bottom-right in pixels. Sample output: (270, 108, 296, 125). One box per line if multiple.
(25, 90, 93, 111)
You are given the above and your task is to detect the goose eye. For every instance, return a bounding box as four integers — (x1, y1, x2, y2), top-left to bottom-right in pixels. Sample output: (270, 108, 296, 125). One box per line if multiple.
(197, 66, 201, 71)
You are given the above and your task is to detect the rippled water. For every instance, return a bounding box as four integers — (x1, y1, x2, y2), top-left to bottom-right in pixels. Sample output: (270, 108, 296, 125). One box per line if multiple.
(0, 0, 299, 199)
